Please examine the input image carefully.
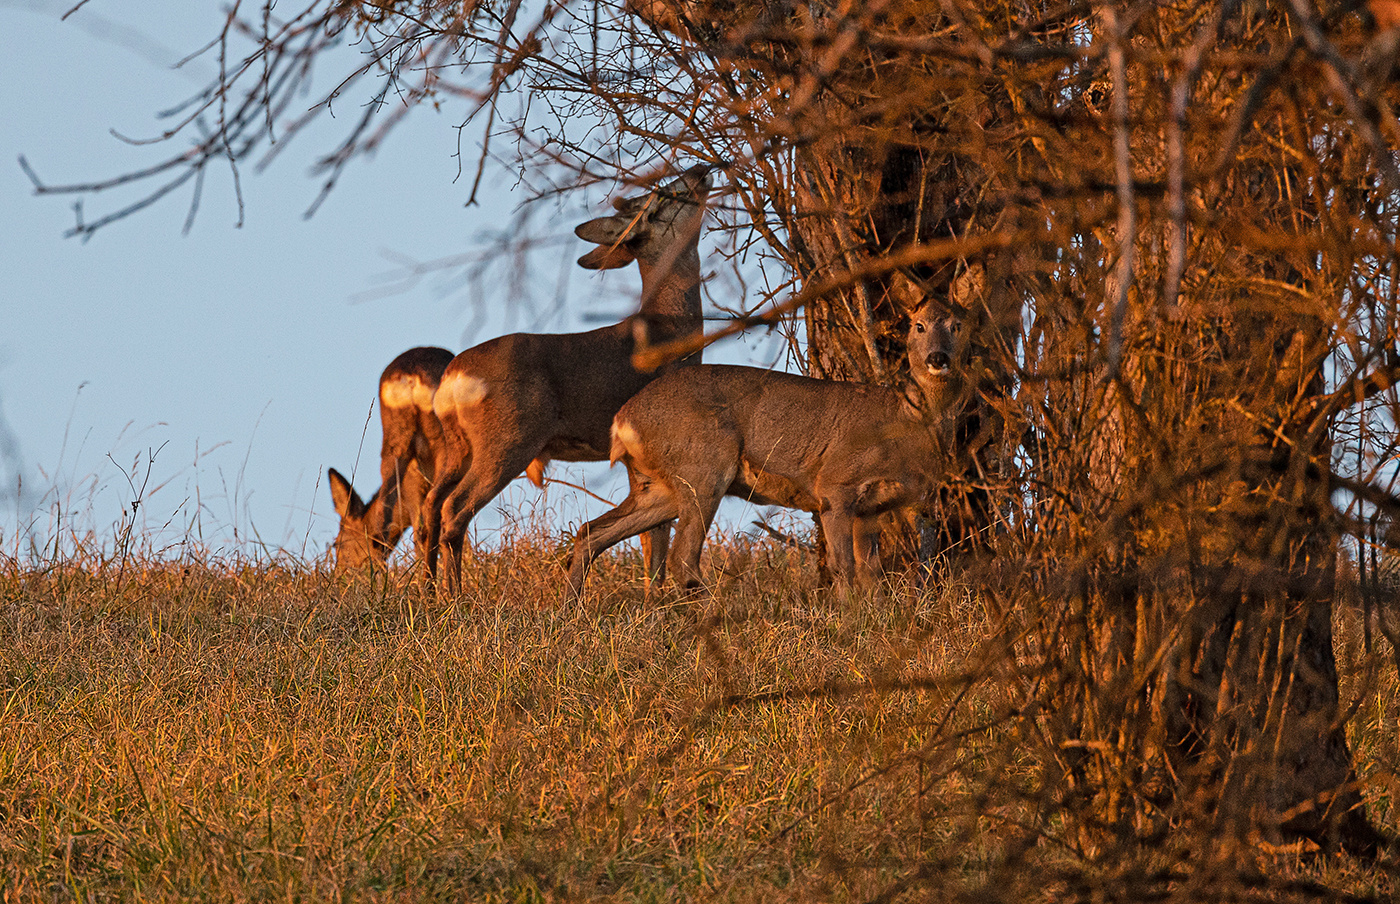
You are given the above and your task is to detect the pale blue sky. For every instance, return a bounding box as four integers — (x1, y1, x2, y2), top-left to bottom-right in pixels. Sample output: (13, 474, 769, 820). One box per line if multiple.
(1, 0, 793, 563)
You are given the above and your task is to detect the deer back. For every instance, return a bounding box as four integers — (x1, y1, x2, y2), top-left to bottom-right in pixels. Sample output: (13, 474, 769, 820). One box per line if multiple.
(610, 301, 966, 509)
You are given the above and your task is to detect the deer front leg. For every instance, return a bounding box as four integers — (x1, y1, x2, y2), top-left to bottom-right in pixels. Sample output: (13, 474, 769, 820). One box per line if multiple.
(852, 514, 884, 586)
(818, 494, 860, 588)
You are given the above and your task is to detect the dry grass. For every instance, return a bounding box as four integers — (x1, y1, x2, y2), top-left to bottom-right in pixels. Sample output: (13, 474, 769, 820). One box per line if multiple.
(1, 531, 1397, 902)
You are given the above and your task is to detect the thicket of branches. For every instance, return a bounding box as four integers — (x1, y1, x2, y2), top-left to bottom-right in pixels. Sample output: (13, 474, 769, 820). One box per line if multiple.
(31, 0, 1400, 884)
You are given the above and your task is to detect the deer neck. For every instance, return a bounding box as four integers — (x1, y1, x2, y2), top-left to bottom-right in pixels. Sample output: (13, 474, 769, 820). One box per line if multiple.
(634, 248, 702, 345)
(901, 373, 953, 415)
(899, 374, 968, 454)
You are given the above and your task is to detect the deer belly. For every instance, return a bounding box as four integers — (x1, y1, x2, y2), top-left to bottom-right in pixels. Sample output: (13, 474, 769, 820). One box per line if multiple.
(540, 436, 609, 462)
(733, 460, 819, 511)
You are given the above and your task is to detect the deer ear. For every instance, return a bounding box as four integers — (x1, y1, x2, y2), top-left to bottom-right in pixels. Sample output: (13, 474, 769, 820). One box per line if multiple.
(577, 242, 638, 270)
(575, 211, 646, 245)
(328, 468, 364, 518)
(575, 212, 643, 270)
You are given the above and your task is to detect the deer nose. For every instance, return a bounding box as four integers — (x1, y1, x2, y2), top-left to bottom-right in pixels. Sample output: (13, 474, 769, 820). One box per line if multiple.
(927, 350, 951, 372)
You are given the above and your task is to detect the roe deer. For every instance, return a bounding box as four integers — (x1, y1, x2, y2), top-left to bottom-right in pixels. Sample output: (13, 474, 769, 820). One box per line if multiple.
(566, 302, 968, 595)
(422, 166, 713, 594)
(328, 346, 455, 570)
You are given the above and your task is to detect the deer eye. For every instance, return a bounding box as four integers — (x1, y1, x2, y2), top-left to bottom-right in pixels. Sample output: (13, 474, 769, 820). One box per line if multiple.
(913, 322, 926, 333)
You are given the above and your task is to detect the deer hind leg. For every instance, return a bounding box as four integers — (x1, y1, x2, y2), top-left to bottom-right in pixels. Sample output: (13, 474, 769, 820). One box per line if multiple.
(566, 479, 678, 599)
(376, 396, 423, 541)
(399, 462, 430, 544)
(404, 445, 442, 572)
(640, 523, 671, 594)
(436, 445, 543, 597)
(377, 454, 410, 546)
(375, 453, 424, 560)
(623, 465, 673, 594)
(419, 457, 468, 589)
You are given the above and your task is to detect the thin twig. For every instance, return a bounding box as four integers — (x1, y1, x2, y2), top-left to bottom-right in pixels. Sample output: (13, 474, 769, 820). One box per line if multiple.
(632, 233, 1017, 371)
(1163, 0, 1239, 311)
(1100, 4, 1135, 378)
(1285, 0, 1400, 199)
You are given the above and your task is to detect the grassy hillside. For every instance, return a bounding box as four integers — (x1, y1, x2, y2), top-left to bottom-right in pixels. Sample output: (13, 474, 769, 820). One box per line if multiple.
(1, 534, 1396, 901)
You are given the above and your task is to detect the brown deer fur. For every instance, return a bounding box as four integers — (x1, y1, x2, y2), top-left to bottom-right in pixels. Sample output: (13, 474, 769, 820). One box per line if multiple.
(566, 303, 967, 594)
(328, 345, 455, 570)
(422, 167, 713, 594)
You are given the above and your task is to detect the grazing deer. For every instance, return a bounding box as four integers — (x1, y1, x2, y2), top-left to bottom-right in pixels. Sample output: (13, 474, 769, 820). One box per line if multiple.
(566, 302, 969, 595)
(422, 166, 713, 594)
(328, 346, 455, 570)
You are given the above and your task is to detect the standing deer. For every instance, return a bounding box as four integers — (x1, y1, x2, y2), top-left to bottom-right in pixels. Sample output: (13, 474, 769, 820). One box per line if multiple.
(566, 302, 969, 595)
(328, 345, 454, 570)
(422, 166, 713, 594)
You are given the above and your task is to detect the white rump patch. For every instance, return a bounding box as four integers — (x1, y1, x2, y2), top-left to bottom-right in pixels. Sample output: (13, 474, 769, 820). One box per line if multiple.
(412, 378, 436, 411)
(380, 376, 416, 409)
(614, 420, 639, 447)
(435, 372, 488, 417)
(610, 419, 641, 465)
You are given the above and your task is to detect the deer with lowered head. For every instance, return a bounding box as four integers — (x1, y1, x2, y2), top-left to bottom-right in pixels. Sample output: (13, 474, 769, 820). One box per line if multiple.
(328, 345, 455, 570)
(565, 301, 972, 595)
(421, 166, 713, 594)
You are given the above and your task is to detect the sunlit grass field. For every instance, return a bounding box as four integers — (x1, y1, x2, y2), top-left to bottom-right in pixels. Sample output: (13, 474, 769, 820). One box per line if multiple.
(2, 530, 1398, 901)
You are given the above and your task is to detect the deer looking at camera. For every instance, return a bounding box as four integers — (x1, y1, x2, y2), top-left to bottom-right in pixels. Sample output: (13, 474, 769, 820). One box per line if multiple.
(566, 302, 971, 596)
(421, 166, 713, 594)
(328, 345, 456, 570)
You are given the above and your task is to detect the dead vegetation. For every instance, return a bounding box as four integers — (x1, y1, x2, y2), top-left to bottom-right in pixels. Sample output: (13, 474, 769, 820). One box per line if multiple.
(1, 531, 1396, 902)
